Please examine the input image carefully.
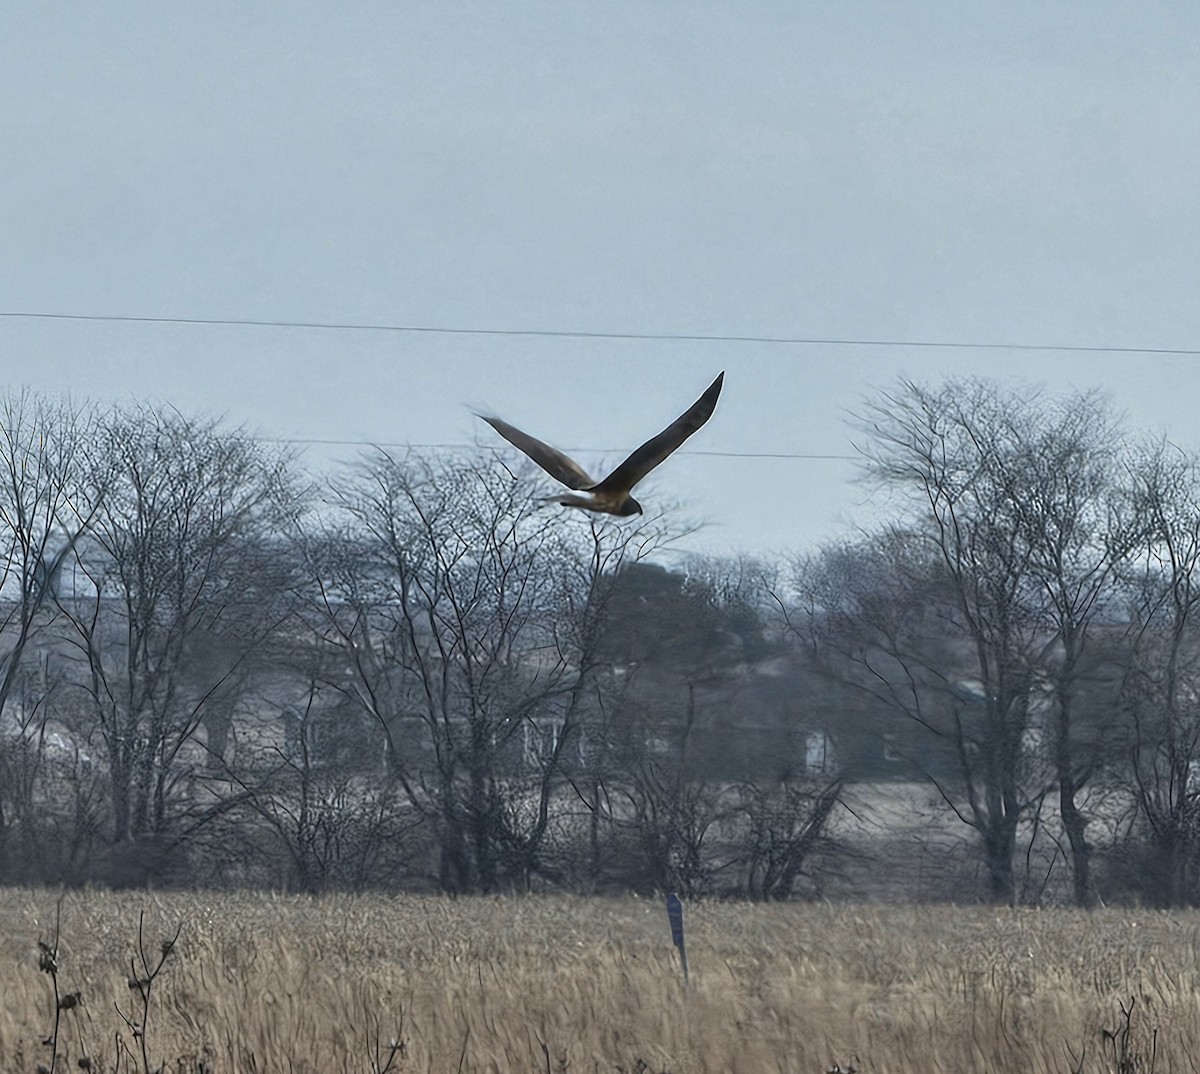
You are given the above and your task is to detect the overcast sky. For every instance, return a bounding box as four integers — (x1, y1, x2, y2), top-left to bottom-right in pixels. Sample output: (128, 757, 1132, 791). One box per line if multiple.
(3, 4, 1199, 558)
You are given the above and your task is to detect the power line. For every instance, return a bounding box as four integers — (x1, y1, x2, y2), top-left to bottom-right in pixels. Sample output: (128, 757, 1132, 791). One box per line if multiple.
(263, 436, 856, 461)
(2, 309, 1198, 356)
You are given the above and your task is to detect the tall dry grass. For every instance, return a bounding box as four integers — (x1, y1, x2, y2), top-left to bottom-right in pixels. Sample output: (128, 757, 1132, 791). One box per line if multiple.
(1, 889, 1196, 1072)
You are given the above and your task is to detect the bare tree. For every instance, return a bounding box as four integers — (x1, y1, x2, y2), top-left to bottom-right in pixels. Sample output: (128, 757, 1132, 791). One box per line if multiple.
(1118, 440, 1200, 904)
(793, 531, 1033, 900)
(207, 668, 420, 892)
(0, 391, 104, 880)
(304, 449, 670, 892)
(970, 390, 1140, 904)
(793, 382, 1064, 901)
(58, 405, 297, 864)
(794, 379, 1145, 904)
(737, 770, 844, 900)
(605, 686, 728, 896)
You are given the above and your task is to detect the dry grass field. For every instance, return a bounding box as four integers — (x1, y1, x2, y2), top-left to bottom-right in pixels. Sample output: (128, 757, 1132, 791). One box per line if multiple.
(2, 890, 1197, 1073)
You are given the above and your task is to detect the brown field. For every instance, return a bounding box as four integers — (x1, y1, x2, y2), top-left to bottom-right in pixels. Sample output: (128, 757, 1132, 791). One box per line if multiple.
(2, 890, 1196, 1073)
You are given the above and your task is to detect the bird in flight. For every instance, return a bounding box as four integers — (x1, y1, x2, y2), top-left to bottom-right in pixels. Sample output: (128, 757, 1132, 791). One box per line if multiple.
(479, 371, 724, 516)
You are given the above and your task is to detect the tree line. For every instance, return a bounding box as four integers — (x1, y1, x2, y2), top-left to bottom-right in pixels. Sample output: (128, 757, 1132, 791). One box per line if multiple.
(0, 390, 835, 898)
(4, 379, 1200, 905)
(788, 378, 1200, 906)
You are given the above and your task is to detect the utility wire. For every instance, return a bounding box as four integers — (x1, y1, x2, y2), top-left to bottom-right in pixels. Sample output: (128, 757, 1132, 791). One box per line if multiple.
(2, 309, 1197, 356)
(262, 437, 856, 461)
(1, 309, 861, 462)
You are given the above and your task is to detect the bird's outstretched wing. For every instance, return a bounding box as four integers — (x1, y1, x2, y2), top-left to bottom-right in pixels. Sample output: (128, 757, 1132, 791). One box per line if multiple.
(478, 415, 596, 490)
(588, 371, 724, 496)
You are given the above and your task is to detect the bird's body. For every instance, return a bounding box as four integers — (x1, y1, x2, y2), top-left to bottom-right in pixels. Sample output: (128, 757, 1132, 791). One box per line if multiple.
(480, 371, 724, 516)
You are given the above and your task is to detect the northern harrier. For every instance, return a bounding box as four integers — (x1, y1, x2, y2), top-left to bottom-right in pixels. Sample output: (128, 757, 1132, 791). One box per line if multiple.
(479, 371, 724, 516)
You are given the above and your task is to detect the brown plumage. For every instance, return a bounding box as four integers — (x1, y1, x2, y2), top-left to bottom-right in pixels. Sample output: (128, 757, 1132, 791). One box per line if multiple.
(480, 371, 724, 516)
